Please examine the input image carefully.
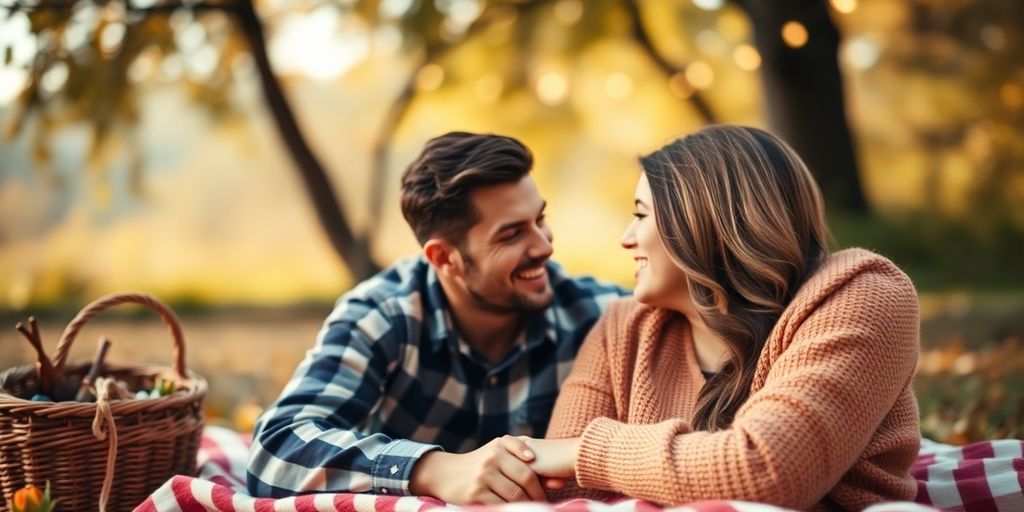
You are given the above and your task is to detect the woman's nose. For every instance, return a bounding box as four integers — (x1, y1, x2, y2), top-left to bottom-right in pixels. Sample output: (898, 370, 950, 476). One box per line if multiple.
(620, 221, 637, 249)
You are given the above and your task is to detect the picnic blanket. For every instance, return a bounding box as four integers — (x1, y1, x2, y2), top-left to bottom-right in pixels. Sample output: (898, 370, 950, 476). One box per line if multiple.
(135, 426, 1024, 512)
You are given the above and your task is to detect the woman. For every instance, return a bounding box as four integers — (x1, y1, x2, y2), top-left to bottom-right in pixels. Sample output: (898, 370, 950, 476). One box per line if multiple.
(505, 125, 920, 511)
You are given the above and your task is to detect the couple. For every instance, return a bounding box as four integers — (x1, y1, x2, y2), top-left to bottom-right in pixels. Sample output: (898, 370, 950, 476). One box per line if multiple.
(247, 126, 920, 511)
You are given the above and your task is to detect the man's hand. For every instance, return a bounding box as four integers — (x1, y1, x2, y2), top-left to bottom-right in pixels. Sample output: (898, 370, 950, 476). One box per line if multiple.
(500, 436, 580, 490)
(408, 438, 546, 504)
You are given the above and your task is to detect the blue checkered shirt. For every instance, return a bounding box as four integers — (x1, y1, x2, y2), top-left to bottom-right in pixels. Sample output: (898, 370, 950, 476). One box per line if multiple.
(246, 256, 627, 498)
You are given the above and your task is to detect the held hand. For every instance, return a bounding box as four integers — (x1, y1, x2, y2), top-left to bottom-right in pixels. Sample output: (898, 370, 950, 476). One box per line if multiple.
(408, 438, 546, 504)
(500, 435, 580, 490)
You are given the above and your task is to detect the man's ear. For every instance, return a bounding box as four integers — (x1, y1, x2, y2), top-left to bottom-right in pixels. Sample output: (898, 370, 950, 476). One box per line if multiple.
(423, 238, 464, 277)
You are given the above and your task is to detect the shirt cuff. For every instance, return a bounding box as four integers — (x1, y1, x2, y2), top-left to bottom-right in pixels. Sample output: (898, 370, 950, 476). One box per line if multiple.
(370, 439, 443, 496)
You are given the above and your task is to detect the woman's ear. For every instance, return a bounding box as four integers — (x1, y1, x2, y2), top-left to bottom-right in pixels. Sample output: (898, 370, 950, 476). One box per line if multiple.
(423, 239, 464, 278)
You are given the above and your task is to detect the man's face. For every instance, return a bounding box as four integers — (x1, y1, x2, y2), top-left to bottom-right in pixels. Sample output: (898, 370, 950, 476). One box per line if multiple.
(455, 176, 554, 314)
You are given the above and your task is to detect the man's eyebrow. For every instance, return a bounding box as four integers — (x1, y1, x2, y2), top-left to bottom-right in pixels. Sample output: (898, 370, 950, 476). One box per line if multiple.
(495, 201, 547, 234)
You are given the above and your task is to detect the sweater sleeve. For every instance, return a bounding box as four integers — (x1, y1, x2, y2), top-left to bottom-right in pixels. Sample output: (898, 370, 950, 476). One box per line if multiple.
(545, 301, 628, 502)
(574, 266, 920, 509)
(546, 300, 624, 439)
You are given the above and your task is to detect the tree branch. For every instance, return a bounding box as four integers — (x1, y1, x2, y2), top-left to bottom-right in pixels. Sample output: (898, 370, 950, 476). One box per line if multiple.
(232, 0, 379, 278)
(622, 0, 717, 124)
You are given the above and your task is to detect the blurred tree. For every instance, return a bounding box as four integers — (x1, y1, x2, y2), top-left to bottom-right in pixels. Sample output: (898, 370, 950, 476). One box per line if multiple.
(366, 0, 876, 225)
(233, 0, 379, 280)
(1, 0, 720, 282)
(3, 0, 380, 280)
(16, 0, 986, 283)
(363, 0, 721, 240)
(882, 0, 1023, 231)
(733, 0, 867, 213)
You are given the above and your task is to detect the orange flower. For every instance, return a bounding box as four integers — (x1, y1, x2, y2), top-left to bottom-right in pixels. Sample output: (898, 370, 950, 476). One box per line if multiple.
(8, 483, 56, 512)
(12, 486, 42, 511)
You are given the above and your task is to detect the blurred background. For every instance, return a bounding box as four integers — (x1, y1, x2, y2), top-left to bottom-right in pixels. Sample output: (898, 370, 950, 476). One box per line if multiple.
(0, 0, 1022, 443)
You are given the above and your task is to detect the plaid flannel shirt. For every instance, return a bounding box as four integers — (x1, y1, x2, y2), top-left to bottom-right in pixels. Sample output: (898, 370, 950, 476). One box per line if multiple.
(247, 256, 627, 498)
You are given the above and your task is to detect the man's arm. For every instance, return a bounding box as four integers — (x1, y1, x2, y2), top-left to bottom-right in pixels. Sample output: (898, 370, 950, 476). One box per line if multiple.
(246, 302, 440, 498)
(246, 297, 547, 503)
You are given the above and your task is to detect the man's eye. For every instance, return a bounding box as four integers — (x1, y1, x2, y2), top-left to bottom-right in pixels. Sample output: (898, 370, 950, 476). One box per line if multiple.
(501, 230, 521, 242)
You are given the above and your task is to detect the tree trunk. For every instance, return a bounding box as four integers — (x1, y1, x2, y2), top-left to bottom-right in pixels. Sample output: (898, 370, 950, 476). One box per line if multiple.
(232, 0, 380, 280)
(736, 0, 868, 213)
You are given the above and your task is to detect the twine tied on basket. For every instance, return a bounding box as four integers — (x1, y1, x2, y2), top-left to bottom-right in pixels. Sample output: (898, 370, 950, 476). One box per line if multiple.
(91, 377, 119, 512)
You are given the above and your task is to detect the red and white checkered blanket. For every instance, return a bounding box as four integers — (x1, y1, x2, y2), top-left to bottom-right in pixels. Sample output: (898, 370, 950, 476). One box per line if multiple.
(134, 427, 1024, 512)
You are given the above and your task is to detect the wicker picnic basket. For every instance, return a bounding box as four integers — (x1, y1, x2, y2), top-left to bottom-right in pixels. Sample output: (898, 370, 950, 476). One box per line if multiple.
(0, 293, 207, 512)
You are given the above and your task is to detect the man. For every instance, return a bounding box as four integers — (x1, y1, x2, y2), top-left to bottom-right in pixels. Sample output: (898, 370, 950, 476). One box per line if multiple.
(247, 132, 626, 504)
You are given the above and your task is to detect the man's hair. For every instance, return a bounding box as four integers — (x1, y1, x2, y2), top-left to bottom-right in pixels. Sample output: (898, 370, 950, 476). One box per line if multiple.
(400, 132, 533, 246)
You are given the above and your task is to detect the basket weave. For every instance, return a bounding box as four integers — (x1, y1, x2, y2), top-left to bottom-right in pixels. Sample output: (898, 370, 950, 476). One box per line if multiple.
(0, 293, 207, 512)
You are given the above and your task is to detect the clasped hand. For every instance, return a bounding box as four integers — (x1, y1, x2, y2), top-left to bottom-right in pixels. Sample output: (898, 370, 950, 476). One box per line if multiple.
(408, 435, 580, 505)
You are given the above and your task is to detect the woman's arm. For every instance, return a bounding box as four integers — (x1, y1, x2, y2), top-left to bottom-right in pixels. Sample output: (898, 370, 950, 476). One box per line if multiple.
(571, 267, 920, 509)
(546, 302, 625, 439)
(534, 301, 630, 501)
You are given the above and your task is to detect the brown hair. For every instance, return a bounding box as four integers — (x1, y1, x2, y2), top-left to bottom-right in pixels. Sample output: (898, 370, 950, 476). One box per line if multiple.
(400, 132, 534, 245)
(640, 125, 831, 431)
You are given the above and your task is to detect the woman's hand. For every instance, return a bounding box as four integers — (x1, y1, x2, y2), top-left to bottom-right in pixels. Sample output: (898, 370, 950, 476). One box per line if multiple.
(501, 435, 581, 490)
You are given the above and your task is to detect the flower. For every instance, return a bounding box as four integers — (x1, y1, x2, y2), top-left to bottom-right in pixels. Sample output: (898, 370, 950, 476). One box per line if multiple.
(8, 483, 57, 512)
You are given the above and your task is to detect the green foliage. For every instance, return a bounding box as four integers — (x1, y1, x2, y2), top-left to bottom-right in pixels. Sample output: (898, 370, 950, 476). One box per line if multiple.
(872, 0, 1024, 233)
(3, 0, 247, 189)
(830, 212, 1024, 291)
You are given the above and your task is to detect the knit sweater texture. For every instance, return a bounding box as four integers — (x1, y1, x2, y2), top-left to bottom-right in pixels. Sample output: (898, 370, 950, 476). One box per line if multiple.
(546, 249, 921, 511)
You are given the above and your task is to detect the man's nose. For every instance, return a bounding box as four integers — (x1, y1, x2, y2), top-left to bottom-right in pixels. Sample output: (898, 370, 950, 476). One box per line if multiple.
(529, 225, 554, 259)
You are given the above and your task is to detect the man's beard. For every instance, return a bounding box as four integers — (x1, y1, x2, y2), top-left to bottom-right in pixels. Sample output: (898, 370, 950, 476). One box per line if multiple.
(462, 254, 553, 315)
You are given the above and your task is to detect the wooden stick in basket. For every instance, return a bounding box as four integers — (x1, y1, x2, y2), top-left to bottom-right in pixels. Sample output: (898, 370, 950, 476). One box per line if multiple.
(15, 316, 60, 398)
(75, 336, 113, 402)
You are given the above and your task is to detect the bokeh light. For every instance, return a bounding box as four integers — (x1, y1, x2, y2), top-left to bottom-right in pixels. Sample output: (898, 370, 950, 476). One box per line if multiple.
(536, 71, 569, 105)
(782, 20, 809, 48)
(604, 72, 634, 100)
(554, 0, 584, 26)
(830, 0, 858, 14)
(416, 63, 445, 91)
(684, 61, 715, 89)
(668, 72, 694, 99)
(732, 44, 761, 71)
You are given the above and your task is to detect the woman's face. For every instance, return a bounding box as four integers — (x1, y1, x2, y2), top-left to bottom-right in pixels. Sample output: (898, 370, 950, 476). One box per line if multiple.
(620, 174, 692, 312)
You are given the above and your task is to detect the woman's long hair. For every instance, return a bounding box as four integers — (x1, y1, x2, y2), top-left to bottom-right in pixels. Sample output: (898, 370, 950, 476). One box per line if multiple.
(640, 125, 831, 431)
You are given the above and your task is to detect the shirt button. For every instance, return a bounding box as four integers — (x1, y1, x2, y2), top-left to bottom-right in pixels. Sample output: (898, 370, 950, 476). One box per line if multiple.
(489, 376, 499, 386)
(380, 488, 389, 495)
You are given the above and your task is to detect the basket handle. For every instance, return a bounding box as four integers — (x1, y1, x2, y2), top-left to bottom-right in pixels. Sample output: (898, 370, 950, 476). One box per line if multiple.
(53, 293, 187, 379)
